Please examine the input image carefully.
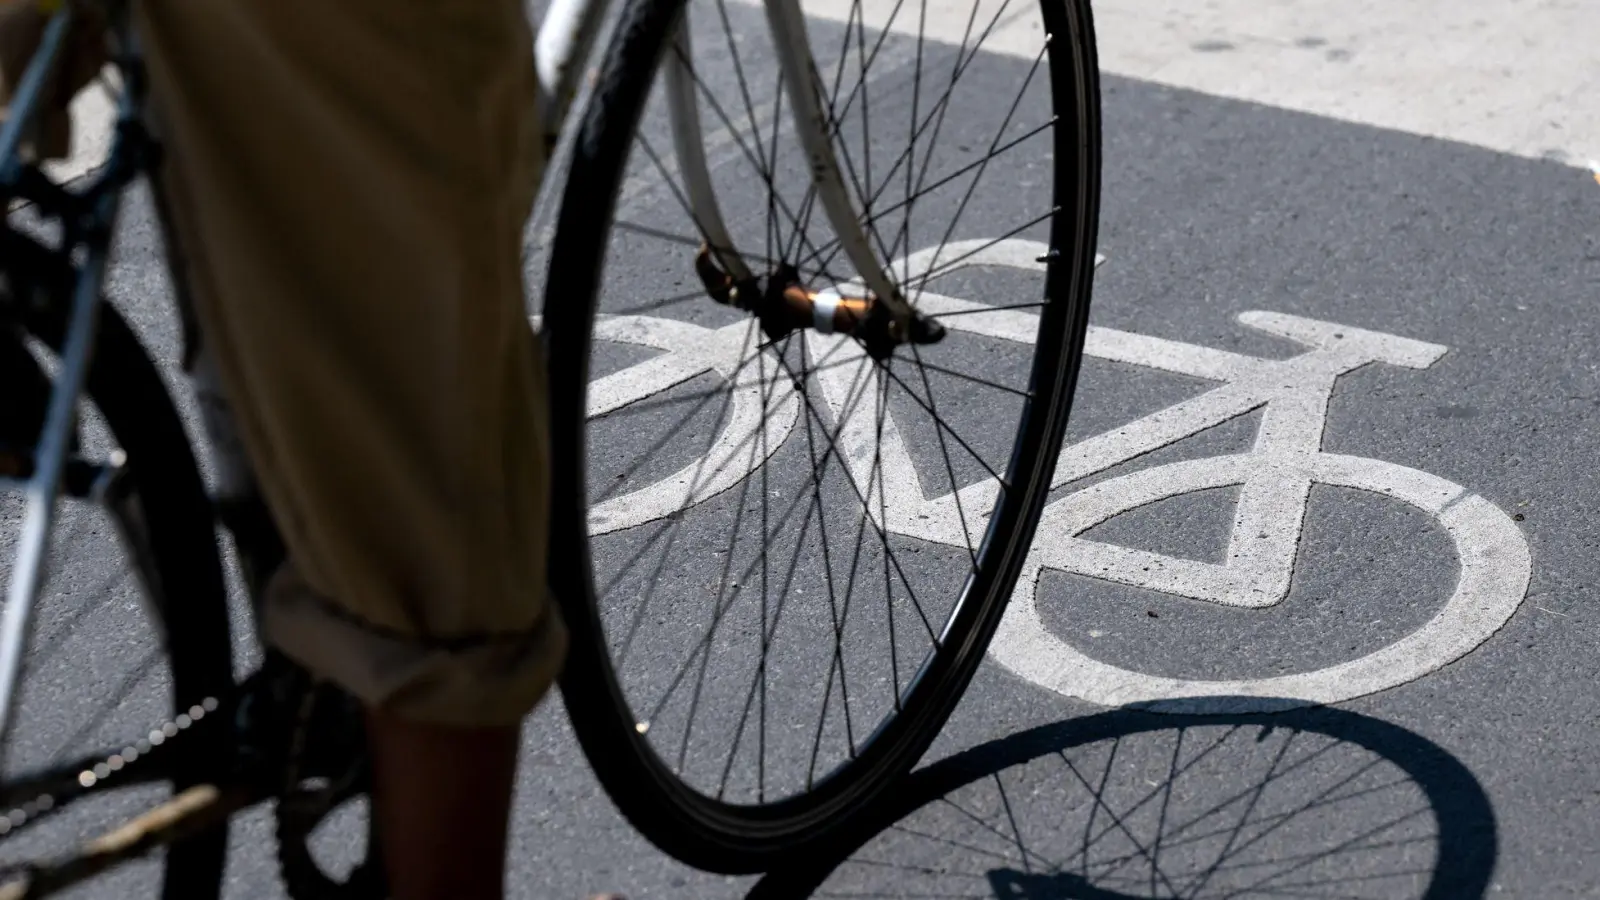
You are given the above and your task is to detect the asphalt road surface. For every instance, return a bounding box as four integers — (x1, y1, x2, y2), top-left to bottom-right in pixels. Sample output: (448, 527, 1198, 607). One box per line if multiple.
(6, 0, 1600, 898)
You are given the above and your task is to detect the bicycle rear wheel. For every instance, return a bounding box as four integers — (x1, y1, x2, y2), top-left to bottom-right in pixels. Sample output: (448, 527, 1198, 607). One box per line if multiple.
(0, 251, 234, 898)
(543, 0, 1098, 872)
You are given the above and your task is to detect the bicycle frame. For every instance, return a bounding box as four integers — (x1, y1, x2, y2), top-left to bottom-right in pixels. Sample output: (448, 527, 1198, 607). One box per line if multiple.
(0, 1, 145, 758)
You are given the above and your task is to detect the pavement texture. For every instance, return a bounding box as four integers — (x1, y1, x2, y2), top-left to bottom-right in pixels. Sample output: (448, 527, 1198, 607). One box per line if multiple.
(3, 0, 1599, 898)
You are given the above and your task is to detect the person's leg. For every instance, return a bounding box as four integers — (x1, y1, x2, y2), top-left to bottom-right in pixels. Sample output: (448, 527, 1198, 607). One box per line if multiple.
(133, 1, 561, 895)
(365, 713, 521, 900)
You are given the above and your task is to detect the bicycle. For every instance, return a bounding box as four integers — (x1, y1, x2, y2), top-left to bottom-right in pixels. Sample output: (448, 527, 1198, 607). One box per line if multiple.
(0, 0, 1100, 894)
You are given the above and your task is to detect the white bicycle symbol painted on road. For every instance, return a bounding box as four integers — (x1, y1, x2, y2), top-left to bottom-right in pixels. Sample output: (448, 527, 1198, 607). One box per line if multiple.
(583, 238, 1531, 714)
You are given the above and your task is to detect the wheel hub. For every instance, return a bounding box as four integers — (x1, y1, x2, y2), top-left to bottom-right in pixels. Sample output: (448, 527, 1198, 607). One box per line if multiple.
(694, 245, 945, 359)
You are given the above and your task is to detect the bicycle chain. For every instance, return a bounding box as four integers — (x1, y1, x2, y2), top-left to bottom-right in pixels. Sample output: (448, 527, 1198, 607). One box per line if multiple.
(0, 695, 222, 840)
(0, 662, 380, 899)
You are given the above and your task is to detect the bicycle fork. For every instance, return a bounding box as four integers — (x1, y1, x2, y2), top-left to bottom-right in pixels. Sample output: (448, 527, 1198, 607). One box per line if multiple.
(665, 0, 946, 358)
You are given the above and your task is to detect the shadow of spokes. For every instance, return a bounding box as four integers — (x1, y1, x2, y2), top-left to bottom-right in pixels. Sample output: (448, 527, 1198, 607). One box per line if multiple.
(749, 701, 1496, 899)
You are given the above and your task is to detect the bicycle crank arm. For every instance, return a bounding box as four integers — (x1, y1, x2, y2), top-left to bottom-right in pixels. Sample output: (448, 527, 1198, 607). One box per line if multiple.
(0, 783, 254, 900)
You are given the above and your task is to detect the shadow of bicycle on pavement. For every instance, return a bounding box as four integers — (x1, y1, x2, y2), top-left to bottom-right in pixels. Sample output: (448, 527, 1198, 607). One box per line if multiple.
(747, 702, 1496, 900)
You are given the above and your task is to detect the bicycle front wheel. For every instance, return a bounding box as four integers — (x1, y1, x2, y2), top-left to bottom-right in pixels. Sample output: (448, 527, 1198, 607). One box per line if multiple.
(543, 0, 1099, 872)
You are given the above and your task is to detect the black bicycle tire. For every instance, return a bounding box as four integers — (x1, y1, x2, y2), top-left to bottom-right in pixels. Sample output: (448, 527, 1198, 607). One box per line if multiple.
(544, 0, 1100, 873)
(5, 290, 235, 899)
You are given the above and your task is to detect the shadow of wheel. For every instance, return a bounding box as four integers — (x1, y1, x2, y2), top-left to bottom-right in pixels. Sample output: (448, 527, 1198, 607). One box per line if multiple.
(747, 702, 1496, 900)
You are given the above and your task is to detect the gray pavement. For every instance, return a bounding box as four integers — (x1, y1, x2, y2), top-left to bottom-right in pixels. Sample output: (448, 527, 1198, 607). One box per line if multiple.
(519, 60, 1599, 899)
(5, 0, 1600, 898)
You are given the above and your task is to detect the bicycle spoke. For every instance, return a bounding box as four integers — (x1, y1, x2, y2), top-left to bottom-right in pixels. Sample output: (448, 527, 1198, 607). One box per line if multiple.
(636, 119, 849, 301)
(808, 370, 894, 771)
(924, 300, 1047, 317)
(710, 0, 776, 182)
(873, 357, 1007, 487)
(909, 207, 1058, 294)
(608, 321, 760, 667)
(909, 344, 979, 565)
(640, 473, 826, 736)
(910, 40, 1049, 309)
(873, 359, 901, 712)
(572, 0, 1085, 816)
(814, 78, 900, 280)
(672, 371, 771, 773)
(611, 219, 838, 285)
(912, 352, 1032, 399)
(765, 68, 784, 284)
(786, 115, 1055, 282)
(641, 346, 881, 733)
(833, 0, 1009, 235)
(779, 0, 886, 265)
(590, 327, 835, 515)
(716, 451, 828, 800)
(781, 0, 926, 277)
(659, 64, 834, 277)
(823, 0, 913, 133)
(590, 350, 742, 505)
(816, 350, 894, 756)
(595, 341, 847, 503)
(757, 341, 772, 801)
(768, 348, 941, 643)
(869, 116, 1056, 260)
(854, 3, 874, 235)
(897, 0, 930, 284)
(796, 335, 867, 783)
(594, 343, 832, 627)
(609, 521, 692, 668)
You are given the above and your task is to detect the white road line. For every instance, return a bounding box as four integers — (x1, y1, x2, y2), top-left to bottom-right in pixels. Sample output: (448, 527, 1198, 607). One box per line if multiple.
(751, 0, 1598, 166)
(583, 236, 1532, 713)
(992, 456, 1531, 714)
(1092, 0, 1597, 166)
(53, 3, 1596, 184)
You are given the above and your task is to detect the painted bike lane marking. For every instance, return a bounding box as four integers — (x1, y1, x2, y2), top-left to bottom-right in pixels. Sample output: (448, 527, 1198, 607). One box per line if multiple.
(581, 238, 1531, 713)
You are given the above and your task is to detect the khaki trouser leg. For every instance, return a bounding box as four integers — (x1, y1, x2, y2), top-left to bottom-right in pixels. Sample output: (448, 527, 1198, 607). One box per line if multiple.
(137, 0, 565, 726)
